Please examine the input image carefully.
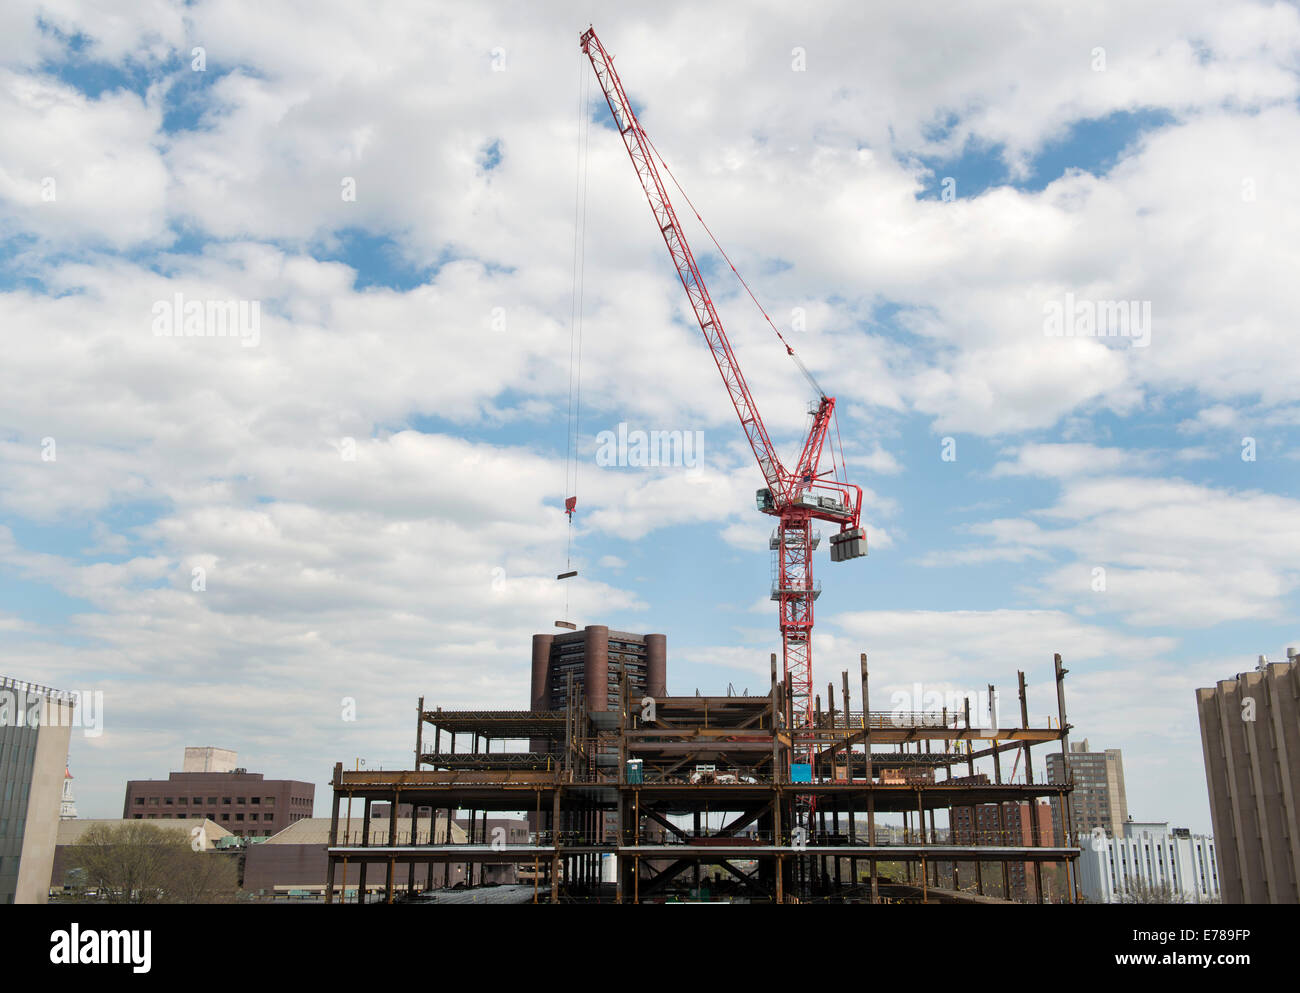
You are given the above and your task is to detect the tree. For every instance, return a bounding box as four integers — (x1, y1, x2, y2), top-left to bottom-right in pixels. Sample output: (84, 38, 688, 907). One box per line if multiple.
(1117, 878, 1187, 904)
(67, 822, 239, 904)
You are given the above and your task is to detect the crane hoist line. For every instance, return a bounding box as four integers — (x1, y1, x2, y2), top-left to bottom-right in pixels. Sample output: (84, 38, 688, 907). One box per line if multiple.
(576, 26, 868, 754)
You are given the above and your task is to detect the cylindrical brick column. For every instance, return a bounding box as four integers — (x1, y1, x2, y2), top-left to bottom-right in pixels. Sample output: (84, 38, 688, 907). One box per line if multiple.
(530, 634, 554, 755)
(583, 625, 610, 713)
(530, 634, 554, 710)
(646, 633, 667, 697)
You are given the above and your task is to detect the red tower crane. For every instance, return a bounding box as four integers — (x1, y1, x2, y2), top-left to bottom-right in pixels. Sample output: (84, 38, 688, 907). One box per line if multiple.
(579, 27, 867, 760)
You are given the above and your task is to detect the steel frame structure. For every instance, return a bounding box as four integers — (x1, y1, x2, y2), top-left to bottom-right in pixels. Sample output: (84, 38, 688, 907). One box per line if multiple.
(325, 655, 1082, 904)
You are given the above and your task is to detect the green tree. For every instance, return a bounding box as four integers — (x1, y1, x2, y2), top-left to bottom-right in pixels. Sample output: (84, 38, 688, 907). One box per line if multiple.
(67, 822, 239, 904)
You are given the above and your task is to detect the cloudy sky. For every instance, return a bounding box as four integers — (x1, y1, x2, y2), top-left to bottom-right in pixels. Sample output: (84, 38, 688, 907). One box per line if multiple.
(2, 0, 1298, 832)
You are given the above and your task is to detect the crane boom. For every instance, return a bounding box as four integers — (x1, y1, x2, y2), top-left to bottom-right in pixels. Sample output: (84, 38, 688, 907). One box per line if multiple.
(579, 26, 866, 752)
(580, 28, 786, 498)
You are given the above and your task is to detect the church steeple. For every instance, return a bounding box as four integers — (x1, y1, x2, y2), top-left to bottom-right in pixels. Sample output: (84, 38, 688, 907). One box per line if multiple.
(59, 761, 77, 820)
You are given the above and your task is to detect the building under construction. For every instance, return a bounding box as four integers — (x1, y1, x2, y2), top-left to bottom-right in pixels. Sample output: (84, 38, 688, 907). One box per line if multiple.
(324, 652, 1082, 904)
(316, 31, 1084, 905)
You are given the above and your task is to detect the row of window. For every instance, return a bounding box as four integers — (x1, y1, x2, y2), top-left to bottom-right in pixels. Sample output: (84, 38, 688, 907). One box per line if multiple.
(133, 795, 277, 807)
(134, 811, 273, 822)
(131, 811, 309, 825)
(0, 737, 37, 768)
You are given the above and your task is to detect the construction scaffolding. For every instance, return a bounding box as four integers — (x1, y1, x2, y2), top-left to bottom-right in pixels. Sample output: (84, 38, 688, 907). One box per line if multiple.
(324, 654, 1081, 904)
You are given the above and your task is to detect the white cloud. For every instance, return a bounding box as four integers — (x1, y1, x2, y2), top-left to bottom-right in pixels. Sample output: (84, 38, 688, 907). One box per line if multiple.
(0, 70, 169, 247)
(952, 472, 1300, 627)
(2, 1, 1298, 831)
(990, 442, 1139, 478)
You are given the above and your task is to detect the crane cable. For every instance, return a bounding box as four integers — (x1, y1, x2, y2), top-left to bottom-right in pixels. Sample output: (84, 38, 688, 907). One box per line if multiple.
(643, 134, 826, 399)
(560, 51, 591, 617)
(644, 133, 854, 489)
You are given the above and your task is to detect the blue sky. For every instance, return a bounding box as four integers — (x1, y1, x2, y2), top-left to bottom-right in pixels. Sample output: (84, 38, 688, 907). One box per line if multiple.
(2, 1, 1299, 835)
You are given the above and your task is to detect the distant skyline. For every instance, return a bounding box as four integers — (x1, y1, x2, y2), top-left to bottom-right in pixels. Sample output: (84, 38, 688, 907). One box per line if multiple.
(3, 1, 1300, 834)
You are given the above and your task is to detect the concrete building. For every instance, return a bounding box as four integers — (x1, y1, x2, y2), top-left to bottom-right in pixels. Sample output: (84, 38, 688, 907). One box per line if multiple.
(0, 676, 77, 904)
(1047, 738, 1127, 842)
(1078, 819, 1219, 903)
(243, 816, 468, 899)
(182, 746, 238, 773)
(1196, 654, 1300, 903)
(124, 750, 314, 838)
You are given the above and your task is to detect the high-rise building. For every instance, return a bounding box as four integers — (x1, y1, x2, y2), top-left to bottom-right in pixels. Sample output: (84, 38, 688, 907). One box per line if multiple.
(123, 749, 314, 839)
(530, 627, 666, 716)
(1195, 653, 1300, 904)
(529, 627, 666, 841)
(0, 676, 77, 904)
(1047, 738, 1127, 842)
(1078, 820, 1219, 903)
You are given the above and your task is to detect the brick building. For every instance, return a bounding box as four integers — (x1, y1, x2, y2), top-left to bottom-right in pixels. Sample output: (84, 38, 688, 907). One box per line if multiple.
(123, 749, 314, 838)
(950, 795, 1056, 901)
(243, 816, 469, 899)
(530, 627, 666, 718)
(529, 627, 666, 842)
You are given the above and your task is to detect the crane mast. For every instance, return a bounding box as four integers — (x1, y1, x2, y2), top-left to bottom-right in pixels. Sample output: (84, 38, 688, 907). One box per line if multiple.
(579, 27, 866, 760)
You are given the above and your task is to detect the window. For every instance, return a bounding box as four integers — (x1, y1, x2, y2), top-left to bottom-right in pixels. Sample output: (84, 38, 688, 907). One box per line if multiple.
(221, 813, 229, 821)
(133, 797, 144, 806)
(164, 797, 174, 805)
(235, 813, 244, 821)
(249, 813, 258, 821)
(263, 814, 273, 823)
(178, 797, 187, 805)
(149, 797, 160, 806)
(207, 797, 217, 805)
(251, 797, 260, 805)
(264, 797, 275, 807)
(222, 797, 231, 805)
